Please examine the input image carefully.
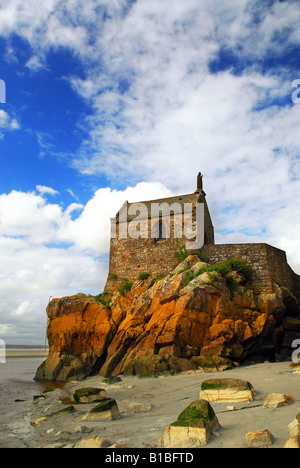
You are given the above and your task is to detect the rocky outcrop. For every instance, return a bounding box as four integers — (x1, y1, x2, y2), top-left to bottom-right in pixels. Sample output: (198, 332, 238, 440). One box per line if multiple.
(35, 256, 300, 381)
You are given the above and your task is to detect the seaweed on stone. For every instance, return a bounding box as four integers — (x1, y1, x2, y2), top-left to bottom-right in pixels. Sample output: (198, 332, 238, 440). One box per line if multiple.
(171, 400, 216, 428)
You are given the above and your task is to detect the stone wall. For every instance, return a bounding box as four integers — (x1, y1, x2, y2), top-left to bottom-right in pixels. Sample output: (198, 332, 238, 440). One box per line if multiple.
(105, 218, 189, 293)
(202, 243, 299, 298)
(105, 199, 214, 293)
(105, 241, 300, 301)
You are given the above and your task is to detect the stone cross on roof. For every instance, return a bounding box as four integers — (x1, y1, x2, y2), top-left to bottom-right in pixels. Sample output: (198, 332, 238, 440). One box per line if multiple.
(197, 172, 203, 192)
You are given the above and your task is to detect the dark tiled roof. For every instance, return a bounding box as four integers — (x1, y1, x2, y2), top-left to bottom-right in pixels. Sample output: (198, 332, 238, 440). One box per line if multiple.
(114, 191, 205, 221)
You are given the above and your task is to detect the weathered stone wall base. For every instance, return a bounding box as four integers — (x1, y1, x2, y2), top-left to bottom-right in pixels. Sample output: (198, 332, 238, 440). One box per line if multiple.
(202, 243, 299, 299)
(105, 242, 300, 301)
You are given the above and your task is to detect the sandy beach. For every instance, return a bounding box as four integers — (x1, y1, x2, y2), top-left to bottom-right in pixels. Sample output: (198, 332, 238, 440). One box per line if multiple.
(6, 349, 49, 358)
(0, 360, 299, 448)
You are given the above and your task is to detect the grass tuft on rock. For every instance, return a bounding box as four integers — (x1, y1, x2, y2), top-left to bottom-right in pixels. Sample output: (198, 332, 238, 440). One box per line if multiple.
(171, 400, 216, 428)
(179, 257, 254, 290)
(118, 279, 133, 296)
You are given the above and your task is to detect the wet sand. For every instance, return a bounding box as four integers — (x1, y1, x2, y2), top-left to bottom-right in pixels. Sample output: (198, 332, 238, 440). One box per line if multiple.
(6, 349, 49, 358)
(0, 361, 299, 448)
(0, 356, 46, 448)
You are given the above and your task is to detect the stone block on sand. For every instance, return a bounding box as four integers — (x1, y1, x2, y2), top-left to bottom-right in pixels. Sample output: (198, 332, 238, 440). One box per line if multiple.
(246, 429, 274, 448)
(73, 387, 107, 404)
(263, 393, 294, 409)
(81, 398, 121, 422)
(159, 400, 220, 447)
(288, 414, 300, 438)
(74, 436, 112, 448)
(200, 378, 255, 403)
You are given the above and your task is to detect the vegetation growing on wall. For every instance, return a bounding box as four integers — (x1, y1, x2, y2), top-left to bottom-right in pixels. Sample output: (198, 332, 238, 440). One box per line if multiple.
(137, 272, 151, 281)
(180, 258, 254, 291)
(118, 278, 134, 296)
(94, 291, 111, 308)
(174, 240, 206, 263)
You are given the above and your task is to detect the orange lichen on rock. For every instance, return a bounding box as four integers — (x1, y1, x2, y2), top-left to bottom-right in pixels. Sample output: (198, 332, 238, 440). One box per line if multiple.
(35, 257, 300, 381)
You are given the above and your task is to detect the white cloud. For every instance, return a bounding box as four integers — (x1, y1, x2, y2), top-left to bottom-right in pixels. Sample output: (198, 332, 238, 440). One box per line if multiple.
(0, 110, 9, 126)
(0, 0, 300, 342)
(0, 324, 11, 335)
(66, 188, 79, 200)
(10, 118, 20, 129)
(36, 185, 59, 196)
(0, 182, 172, 344)
(11, 301, 31, 317)
(25, 55, 45, 71)
(1, 178, 299, 345)
(57, 2, 299, 197)
(1, 177, 300, 345)
(59, 182, 173, 254)
(0, 190, 62, 243)
(0, 109, 20, 137)
(1, 1, 299, 188)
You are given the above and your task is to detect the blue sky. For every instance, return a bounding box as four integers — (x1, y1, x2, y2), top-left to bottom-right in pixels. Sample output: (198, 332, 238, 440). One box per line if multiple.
(0, 35, 100, 202)
(0, 0, 300, 344)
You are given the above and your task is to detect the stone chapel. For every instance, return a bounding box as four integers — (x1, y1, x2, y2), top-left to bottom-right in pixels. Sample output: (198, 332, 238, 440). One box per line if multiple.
(105, 173, 214, 291)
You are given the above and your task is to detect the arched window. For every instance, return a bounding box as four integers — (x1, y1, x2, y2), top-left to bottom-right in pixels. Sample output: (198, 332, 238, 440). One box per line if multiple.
(155, 220, 167, 241)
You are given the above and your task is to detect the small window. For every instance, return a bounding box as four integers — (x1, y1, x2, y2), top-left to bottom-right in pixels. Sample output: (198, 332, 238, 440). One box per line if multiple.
(155, 220, 167, 241)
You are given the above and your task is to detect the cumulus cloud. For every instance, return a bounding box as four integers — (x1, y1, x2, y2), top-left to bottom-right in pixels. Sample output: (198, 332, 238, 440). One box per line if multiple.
(11, 301, 31, 317)
(58, 1, 299, 197)
(0, 182, 173, 344)
(1, 1, 299, 190)
(1, 178, 300, 345)
(0, 0, 300, 342)
(60, 181, 173, 254)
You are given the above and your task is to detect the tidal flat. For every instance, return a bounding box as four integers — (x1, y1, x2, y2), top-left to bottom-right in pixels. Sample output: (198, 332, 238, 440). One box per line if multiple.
(0, 360, 299, 448)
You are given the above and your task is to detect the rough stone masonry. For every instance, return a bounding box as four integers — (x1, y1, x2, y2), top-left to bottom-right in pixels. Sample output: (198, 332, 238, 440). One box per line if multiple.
(105, 173, 300, 301)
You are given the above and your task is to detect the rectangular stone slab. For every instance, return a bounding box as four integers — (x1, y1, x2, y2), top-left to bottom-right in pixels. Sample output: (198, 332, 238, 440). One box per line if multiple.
(200, 378, 255, 403)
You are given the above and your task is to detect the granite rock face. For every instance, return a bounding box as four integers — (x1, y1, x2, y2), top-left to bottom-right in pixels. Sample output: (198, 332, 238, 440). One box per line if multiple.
(35, 257, 300, 381)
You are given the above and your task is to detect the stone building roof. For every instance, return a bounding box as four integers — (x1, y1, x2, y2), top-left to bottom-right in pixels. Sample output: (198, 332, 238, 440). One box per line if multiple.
(114, 191, 206, 222)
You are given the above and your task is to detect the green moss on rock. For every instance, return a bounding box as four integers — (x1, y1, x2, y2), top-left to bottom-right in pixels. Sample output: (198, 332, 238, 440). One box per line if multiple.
(191, 355, 232, 370)
(88, 398, 117, 414)
(45, 406, 76, 419)
(73, 387, 104, 404)
(42, 386, 55, 394)
(201, 378, 253, 392)
(171, 419, 206, 429)
(171, 400, 216, 428)
(33, 394, 46, 401)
